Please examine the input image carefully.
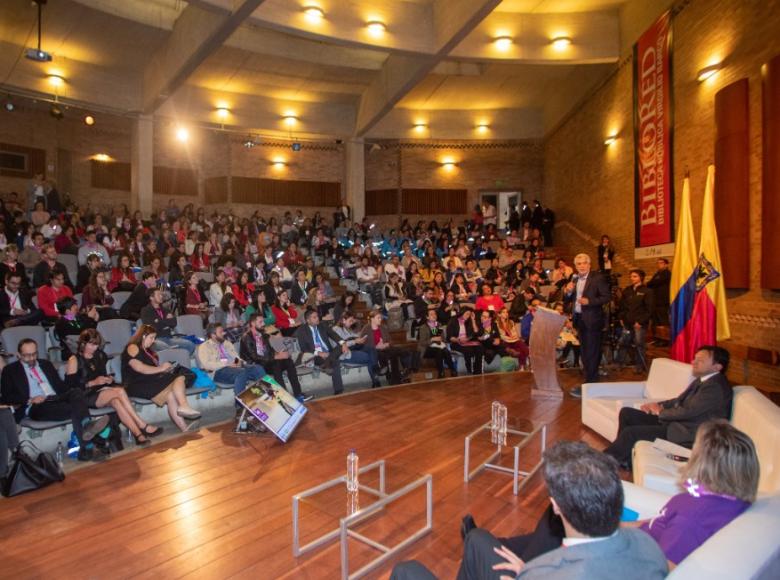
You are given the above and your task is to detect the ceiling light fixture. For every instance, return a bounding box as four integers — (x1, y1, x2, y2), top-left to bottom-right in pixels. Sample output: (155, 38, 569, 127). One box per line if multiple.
(215, 106, 230, 119)
(367, 20, 386, 37)
(697, 63, 722, 82)
(303, 6, 324, 22)
(84, 115, 95, 126)
(551, 36, 572, 51)
(175, 127, 189, 142)
(604, 134, 618, 146)
(493, 36, 513, 52)
(47, 74, 64, 88)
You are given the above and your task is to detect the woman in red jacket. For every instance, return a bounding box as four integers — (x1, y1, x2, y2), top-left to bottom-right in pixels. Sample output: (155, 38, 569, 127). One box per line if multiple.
(109, 253, 137, 292)
(191, 243, 210, 272)
(270, 292, 299, 336)
(231, 270, 255, 308)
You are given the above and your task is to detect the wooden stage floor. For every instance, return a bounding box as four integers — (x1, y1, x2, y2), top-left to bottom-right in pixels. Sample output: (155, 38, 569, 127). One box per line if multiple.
(0, 369, 623, 580)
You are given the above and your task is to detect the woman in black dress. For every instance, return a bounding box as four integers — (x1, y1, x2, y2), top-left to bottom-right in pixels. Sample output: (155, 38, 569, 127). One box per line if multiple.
(121, 324, 201, 431)
(65, 328, 162, 445)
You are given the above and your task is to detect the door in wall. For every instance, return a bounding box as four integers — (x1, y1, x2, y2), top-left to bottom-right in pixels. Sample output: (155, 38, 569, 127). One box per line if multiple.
(481, 191, 521, 229)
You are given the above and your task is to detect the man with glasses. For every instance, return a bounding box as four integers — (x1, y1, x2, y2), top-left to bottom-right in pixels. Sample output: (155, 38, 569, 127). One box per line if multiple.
(294, 308, 349, 395)
(0, 272, 44, 327)
(0, 338, 110, 462)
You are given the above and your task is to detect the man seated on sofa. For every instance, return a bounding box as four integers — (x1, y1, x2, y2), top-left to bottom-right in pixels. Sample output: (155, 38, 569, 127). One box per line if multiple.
(604, 345, 732, 469)
(390, 441, 668, 580)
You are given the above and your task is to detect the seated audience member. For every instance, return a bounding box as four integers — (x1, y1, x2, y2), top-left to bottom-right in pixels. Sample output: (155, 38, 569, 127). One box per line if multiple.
(496, 307, 529, 367)
(231, 270, 255, 308)
(77, 229, 110, 266)
(520, 297, 542, 343)
(32, 244, 69, 288)
(294, 309, 348, 395)
(76, 253, 104, 292)
(331, 311, 380, 387)
(355, 256, 379, 291)
(0, 338, 110, 462)
(214, 293, 244, 342)
(271, 292, 300, 337)
(239, 314, 311, 401)
(437, 289, 460, 325)
(140, 287, 196, 355)
(476, 309, 508, 366)
(384, 272, 412, 313)
(208, 268, 231, 307)
(289, 269, 311, 306)
(333, 291, 358, 325)
(0, 371, 18, 480)
(604, 345, 733, 468)
(0, 271, 43, 327)
(54, 297, 98, 359)
(243, 289, 275, 326)
(391, 441, 667, 580)
(0, 245, 27, 288)
(37, 270, 74, 321)
(81, 269, 117, 320)
(272, 256, 293, 286)
(361, 309, 416, 385)
(65, 328, 162, 446)
(198, 323, 264, 407)
(120, 271, 158, 321)
(184, 272, 209, 320)
(109, 253, 137, 292)
(122, 324, 201, 432)
(447, 306, 484, 375)
(305, 285, 334, 320)
(554, 304, 580, 368)
(418, 308, 457, 379)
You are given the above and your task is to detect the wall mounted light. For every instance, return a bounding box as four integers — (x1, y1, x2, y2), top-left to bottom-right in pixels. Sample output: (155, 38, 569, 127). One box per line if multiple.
(551, 36, 572, 51)
(367, 20, 387, 37)
(175, 127, 190, 142)
(604, 134, 618, 146)
(47, 74, 64, 87)
(303, 6, 324, 23)
(697, 63, 722, 82)
(413, 122, 427, 133)
(475, 122, 490, 133)
(92, 153, 112, 162)
(441, 157, 457, 171)
(283, 114, 298, 126)
(215, 106, 230, 119)
(493, 36, 513, 52)
(84, 115, 95, 126)
(272, 158, 287, 169)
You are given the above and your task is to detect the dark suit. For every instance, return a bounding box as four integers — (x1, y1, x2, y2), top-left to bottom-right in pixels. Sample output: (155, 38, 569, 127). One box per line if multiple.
(564, 271, 611, 383)
(0, 288, 44, 327)
(120, 282, 150, 320)
(605, 372, 733, 465)
(239, 330, 302, 397)
(0, 359, 93, 445)
(647, 268, 671, 325)
(294, 323, 344, 394)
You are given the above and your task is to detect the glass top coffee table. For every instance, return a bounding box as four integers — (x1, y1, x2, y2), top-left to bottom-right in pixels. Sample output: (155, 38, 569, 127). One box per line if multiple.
(292, 459, 433, 580)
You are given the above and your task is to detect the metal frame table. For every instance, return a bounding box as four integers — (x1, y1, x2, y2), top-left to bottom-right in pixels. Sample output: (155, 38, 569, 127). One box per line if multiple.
(292, 459, 433, 580)
(464, 422, 547, 495)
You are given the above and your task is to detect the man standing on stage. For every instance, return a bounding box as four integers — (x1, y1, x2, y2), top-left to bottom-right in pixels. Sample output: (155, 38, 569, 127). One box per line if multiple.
(565, 253, 611, 398)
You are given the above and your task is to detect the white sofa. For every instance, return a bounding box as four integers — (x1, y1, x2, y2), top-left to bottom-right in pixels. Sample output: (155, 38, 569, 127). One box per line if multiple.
(623, 481, 780, 579)
(633, 386, 780, 496)
(582, 358, 694, 441)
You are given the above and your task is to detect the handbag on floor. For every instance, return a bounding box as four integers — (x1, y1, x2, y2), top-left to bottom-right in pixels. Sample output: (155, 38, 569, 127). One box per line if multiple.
(1, 440, 65, 498)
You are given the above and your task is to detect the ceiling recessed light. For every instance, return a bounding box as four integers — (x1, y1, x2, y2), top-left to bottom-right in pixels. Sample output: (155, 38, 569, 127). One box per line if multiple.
(493, 36, 513, 52)
(84, 115, 95, 126)
(697, 63, 722, 82)
(47, 74, 64, 87)
(303, 6, 324, 23)
(551, 36, 572, 51)
(175, 127, 189, 142)
(367, 20, 386, 37)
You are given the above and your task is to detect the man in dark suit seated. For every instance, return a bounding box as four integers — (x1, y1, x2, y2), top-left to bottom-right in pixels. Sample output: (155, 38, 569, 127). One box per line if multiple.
(0, 271, 44, 328)
(294, 308, 349, 395)
(604, 345, 732, 468)
(564, 253, 611, 398)
(0, 338, 110, 462)
(391, 442, 668, 580)
(119, 271, 157, 321)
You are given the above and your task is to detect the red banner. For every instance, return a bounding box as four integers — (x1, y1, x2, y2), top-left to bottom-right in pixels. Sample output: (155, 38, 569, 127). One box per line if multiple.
(634, 10, 674, 248)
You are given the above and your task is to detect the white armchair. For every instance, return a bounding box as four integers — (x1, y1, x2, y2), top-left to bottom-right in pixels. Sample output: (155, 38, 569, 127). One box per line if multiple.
(581, 358, 694, 441)
(633, 386, 780, 496)
(622, 481, 780, 579)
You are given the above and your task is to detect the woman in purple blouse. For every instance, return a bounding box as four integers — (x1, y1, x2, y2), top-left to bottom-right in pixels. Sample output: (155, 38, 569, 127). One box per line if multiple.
(631, 420, 759, 569)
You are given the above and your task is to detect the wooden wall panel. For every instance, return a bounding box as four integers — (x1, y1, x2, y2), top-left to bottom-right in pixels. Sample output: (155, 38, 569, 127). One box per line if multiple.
(229, 177, 340, 207)
(153, 166, 198, 196)
(366, 189, 399, 215)
(90, 160, 131, 191)
(714, 79, 750, 289)
(0, 142, 45, 179)
(401, 188, 468, 214)
(763, 54, 780, 289)
(204, 176, 228, 204)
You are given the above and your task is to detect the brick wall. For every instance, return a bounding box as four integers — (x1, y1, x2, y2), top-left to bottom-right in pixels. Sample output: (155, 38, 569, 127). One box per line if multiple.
(544, 0, 780, 390)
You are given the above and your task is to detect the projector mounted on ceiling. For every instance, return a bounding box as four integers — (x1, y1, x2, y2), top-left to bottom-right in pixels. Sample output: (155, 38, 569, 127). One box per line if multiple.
(25, 1, 53, 63)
